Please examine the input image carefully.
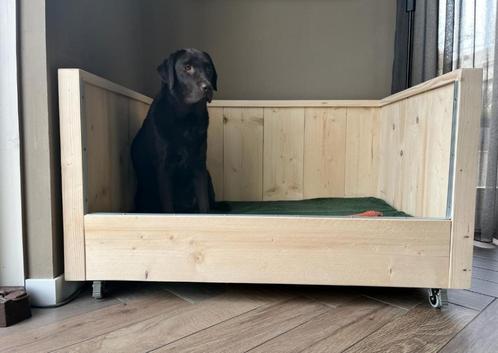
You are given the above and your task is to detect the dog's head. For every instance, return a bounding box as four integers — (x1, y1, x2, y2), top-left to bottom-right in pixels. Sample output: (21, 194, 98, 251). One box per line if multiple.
(157, 48, 218, 104)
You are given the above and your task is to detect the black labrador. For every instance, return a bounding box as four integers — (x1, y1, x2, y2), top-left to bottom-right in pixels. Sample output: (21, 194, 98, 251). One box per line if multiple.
(131, 49, 218, 213)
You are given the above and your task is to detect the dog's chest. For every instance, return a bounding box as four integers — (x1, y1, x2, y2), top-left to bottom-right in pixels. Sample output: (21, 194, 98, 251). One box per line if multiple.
(167, 123, 207, 167)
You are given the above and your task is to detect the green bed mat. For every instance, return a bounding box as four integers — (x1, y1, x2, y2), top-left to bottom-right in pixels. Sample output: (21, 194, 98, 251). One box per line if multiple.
(213, 197, 409, 217)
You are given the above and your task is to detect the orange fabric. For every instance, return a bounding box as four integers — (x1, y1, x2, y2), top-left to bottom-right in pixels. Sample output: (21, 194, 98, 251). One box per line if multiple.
(353, 210, 384, 217)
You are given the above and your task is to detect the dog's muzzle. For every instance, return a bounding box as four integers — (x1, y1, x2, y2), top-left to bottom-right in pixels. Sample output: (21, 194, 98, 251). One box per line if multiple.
(201, 83, 213, 102)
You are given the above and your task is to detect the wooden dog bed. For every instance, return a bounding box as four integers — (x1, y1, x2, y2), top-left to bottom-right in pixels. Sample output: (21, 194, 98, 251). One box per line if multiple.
(58, 68, 482, 305)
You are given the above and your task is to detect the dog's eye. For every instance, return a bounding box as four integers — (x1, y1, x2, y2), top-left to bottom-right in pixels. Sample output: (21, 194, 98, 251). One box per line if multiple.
(184, 64, 192, 72)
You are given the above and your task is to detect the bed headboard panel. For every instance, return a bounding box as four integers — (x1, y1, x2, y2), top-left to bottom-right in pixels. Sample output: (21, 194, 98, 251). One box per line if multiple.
(207, 103, 380, 202)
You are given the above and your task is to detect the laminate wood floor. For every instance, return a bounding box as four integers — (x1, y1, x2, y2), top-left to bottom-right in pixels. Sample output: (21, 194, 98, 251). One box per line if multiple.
(2, 246, 498, 353)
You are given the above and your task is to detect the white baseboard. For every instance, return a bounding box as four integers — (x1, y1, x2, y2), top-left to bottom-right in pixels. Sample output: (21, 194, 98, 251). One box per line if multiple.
(25, 274, 83, 306)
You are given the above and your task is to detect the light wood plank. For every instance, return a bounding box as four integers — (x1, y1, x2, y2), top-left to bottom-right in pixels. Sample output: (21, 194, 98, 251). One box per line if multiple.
(380, 69, 462, 106)
(250, 297, 404, 353)
(343, 304, 477, 353)
(58, 69, 86, 280)
(153, 297, 329, 353)
(84, 214, 451, 288)
(263, 108, 305, 200)
(304, 108, 347, 198)
(449, 68, 483, 288)
(420, 85, 454, 217)
(439, 299, 498, 353)
(345, 108, 379, 196)
(127, 99, 149, 210)
(207, 107, 224, 201)
(84, 84, 113, 212)
(209, 100, 380, 108)
(377, 84, 454, 217)
(223, 108, 264, 201)
(377, 100, 405, 209)
(0, 291, 187, 353)
(77, 69, 152, 104)
(399, 93, 428, 216)
(84, 84, 135, 212)
(56, 289, 290, 353)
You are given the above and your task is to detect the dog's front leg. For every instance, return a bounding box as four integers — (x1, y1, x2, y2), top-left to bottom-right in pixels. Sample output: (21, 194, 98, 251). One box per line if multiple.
(158, 169, 174, 213)
(194, 170, 210, 213)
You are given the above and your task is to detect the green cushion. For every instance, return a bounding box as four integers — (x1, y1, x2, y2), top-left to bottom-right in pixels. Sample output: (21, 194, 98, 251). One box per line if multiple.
(214, 197, 409, 217)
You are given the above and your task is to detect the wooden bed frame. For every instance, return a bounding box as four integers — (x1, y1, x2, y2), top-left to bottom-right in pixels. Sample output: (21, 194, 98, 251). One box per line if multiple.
(58, 68, 482, 305)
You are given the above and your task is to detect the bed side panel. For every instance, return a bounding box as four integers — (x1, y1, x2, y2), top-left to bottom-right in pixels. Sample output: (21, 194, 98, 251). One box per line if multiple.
(85, 214, 451, 288)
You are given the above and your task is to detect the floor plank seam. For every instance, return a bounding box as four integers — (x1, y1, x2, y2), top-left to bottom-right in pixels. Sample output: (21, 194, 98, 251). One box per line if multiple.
(297, 304, 400, 353)
(320, 305, 417, 353)
(435, 298, 497, 353)
(465, 287, 498, 298)
(144, 296, 298, 353)
(448, 300, 488, 311)
(471, 275, 498, 286)
(42, 298, 191, 353)
(243, 307, 335, 353)
(359, 294, 411, 311)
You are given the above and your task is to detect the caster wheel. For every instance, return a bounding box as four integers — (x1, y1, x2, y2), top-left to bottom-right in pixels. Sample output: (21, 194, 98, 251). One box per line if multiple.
(428, 288, 448, 309)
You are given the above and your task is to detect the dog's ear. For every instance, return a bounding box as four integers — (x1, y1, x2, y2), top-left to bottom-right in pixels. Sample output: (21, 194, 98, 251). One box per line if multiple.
(203, 51, 218, 91)
(157, 50, 183, 91)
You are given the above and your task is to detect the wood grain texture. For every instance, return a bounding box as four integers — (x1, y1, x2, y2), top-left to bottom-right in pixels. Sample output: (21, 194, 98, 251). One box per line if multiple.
(345, 108, 379, 196)
(439, 299, 498, 353)
(250, 297, 404, 353)
(343, 304, 477, 353)
(0, 290, 186, 353)
(78, 69, 152, 105)
(54, 289, 284, 353)
(304, 108, 347, 198)
(58, 69, 86, 280)
(263, 108, 305, 200)
(84, 214, 451, 288)
(127, 99, 149, 209)
(419, 85, 454, 217)
(207, 107, 224, 201)
(377, 84, 454, 218)
(153, 297, 329, 353)
(209, 100, 380, 107)
(0, 289, 119, 339)
(377, 100, 405, 209)
(380, 69, 462, 106)
(223, 108, 264, 201)
(84, 83, 129, 212)
(449, 69, 483, 288)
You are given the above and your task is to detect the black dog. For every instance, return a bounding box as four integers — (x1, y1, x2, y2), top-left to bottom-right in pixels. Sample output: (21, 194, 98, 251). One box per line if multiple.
(131, 49, 218, 213)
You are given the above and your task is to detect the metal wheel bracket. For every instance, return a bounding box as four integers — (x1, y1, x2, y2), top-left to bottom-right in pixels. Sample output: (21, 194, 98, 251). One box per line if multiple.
(92, 280, 106, 300)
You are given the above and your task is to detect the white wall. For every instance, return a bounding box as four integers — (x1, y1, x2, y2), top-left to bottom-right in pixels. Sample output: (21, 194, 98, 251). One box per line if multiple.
(0, 0, 25, 286)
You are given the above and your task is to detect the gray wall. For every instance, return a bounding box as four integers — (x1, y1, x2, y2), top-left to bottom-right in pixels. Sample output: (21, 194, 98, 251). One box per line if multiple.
(46, 0, 145, 93)
(141, 0, 396, 100)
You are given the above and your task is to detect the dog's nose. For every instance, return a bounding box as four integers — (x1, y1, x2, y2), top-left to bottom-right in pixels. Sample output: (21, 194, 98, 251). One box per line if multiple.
(201, 83, 210, 92)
